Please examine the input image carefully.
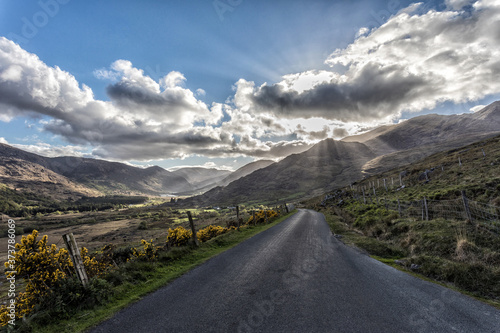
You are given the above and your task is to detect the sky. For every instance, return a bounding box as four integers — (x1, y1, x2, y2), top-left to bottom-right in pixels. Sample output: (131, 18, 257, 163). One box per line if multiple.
(0, 0, 499, 171)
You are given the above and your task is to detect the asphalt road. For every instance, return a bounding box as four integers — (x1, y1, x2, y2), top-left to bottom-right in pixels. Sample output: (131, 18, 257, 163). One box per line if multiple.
(90, 209, 500, 333)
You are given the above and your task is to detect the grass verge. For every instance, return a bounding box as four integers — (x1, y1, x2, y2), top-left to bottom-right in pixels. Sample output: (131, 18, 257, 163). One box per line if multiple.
(29, 210, 297, 333)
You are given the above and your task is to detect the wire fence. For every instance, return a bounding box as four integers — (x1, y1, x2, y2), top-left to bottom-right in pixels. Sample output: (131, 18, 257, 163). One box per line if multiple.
(350, 194, 500, 233)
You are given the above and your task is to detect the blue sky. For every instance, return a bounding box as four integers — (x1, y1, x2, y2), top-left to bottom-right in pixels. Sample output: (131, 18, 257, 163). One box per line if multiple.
(0, 0, 499, 170)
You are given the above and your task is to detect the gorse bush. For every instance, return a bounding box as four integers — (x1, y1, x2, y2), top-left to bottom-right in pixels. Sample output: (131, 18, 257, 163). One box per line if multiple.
(247, 209, 279, 224)
(167, 226, 192, 247)
(0, 230, 73, 326)
(167, 225, 238, 245)
(0, 230, 111, 327)
(131, 239, 160, 261)
(81, 246, 113, 277)
(196, 225, 235, 242)
(33, 277, 112, 325)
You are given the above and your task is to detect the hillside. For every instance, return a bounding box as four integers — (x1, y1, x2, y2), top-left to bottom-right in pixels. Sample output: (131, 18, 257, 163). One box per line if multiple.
(0, 157, 100, 201)
(343, 101, 500, 154)
(349, 133, 500, 204)
(188, 101, 500, 206)
(172, 160, 276, 196)
(2, 101, 499, 204)
(218, 160, 275, 187)
(172, 167, 231, 194)
(0, 144, 193, 198)
(189, 140, 376, 205)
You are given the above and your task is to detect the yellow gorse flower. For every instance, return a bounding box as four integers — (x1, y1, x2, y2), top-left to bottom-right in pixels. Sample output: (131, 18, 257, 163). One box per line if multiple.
(0, 230, 111, 326)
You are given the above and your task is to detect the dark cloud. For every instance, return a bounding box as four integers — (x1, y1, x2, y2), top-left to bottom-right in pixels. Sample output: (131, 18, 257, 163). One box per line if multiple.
(251, 63, 427, 122)
(333, 128, 348, 138)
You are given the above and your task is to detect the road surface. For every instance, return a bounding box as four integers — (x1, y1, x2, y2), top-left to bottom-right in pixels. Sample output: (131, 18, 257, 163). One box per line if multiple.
(90, 209, 500, 332)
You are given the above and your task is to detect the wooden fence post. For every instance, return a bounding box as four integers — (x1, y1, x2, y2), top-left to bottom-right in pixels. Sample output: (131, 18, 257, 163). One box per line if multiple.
(186, 211, 199, 246)
(62, 233, 88, 287)
(236, 205, 240, 230)
(461, 191, 473, 222)
(264, 209, 268, 224)
(362, 188, 366, 204)
(423, 197, 429, 221)
(373, 187, 378, 204)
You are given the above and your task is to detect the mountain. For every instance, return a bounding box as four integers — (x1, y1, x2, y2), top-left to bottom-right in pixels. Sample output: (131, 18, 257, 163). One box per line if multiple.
(0, 155, 101, 201)
(189, 140, 376, 206)
(188, 101, 500, 206)
(171, 161, 276, 196)
(2, 101, 500, 204)
(218, 160, 275, 188)
(346, 102, 500, 174)
(171, 167, 231, 194)
(171, 167, 231, 185)
(0, 144, 193, 199)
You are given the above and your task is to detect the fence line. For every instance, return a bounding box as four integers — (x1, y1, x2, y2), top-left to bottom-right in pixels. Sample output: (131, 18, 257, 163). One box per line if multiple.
(324, 192, 500, 233)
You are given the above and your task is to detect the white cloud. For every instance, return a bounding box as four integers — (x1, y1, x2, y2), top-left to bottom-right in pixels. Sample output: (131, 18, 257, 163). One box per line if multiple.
(93, 68, 120, 81)
(445, 0, 474, 10)
(195, 88, 206, 96)
(160, 71, 186, 89)
(470, 104, 487, 112)
(0, 38, 242, 160)
(355, 27, 370, 38)
(7, 141, 88, 158)
(167, 161, 235, 172)
(234, 1, 500, 128)
(2, 1, 499, 163)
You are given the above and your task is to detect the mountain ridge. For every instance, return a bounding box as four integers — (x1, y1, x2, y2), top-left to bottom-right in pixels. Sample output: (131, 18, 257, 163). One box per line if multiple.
(1, 102, 499, 203)
(186, 101, 500, 206)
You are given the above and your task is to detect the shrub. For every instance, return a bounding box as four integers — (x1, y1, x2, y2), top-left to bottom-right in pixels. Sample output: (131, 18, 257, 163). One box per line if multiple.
(33, 277, 112, 324)
(106, 244, 135, 264)
(167, 227, 192, 247)
(0, 230, 74, 326)
(246, 209, 279, 225)
(81, 247, 112, 277)
(197, 225, 229, 242)
(0, 230, 112, 327)
(131, 239, 160, 261)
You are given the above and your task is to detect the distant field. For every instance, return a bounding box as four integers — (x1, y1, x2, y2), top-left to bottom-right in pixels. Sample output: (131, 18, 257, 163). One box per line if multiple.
(0, 202, 276, 304)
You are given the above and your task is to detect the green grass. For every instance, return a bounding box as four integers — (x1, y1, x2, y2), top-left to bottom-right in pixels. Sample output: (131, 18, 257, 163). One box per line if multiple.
(30, 210, 297, 333)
